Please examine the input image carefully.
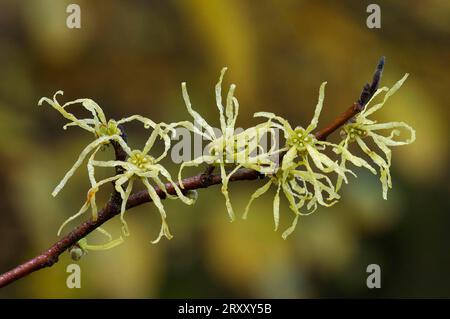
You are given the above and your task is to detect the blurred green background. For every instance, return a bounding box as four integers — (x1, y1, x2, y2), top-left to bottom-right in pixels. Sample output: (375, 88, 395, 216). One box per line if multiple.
(0, 0, 448, 298)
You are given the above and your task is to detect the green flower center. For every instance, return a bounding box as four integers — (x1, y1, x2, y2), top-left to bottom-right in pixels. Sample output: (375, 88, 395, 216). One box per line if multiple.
(287, 127, 315, 153)
(128, 151, 155, 169)
(97, 119, 121, 137)
(343, 125, 367, 140)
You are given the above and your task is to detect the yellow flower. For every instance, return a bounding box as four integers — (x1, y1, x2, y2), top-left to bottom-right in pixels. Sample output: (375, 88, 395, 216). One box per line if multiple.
(178, 68, 276, 221)
(38, 91, 156, 197)
(243, 162, 339, 239)
(58, 124, 195, 244)
(245, 82, 353, 239)
(336, 74, 416, 199)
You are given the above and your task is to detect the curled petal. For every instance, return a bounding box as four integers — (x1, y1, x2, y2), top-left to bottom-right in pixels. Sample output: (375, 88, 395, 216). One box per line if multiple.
(362, 73, 409, 117)
(178, 155, 218, 188)
(181, 82, 216, 139)
(38, 91, 96, 133)
(306, 81, 327, 133)
(215, 67, 228, 132)
(282, 215, 299, 240)
(254, 112, 295, 137)
(306, 143, 352, 183)
(273, 183, 282, 231)
(243, 180, 272, 220)
(57, 200, 91, 236)
(364, 121, 416, 145)
(52, 136, 113, 197)
(157, 164, 194, 205)
(117, 114, 157, 129)
(151, 219, 173, 244)
(142, 124, 162, 155)
(225, 84, 237, 127)
(78, 235, 124, 251)
(119, 179, 134, 237)
(142, 178, 173, 243)
(220, 163, 241, 221)
(355, 136, 391, 199)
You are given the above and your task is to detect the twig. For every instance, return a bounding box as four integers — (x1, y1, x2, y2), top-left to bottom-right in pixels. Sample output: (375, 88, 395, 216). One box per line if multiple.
(315, 56, 384, 141)
(109, 125, 128, 205)
(0, 58, 385, 288)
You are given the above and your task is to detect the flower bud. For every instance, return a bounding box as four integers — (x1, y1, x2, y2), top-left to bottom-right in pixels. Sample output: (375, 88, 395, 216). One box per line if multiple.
(69, 246, 85, 261)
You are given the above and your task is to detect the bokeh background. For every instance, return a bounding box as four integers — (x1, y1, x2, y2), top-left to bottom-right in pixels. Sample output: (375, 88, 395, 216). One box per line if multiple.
(0, 0, 448, 298)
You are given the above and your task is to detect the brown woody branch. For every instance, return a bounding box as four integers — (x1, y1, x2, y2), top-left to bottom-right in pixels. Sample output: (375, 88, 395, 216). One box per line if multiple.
(0, 58, 385, 288)
(0, 167, 261, 288)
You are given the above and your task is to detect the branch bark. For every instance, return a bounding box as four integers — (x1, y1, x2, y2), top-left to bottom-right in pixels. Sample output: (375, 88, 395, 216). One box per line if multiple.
(0, 58, 385, 288)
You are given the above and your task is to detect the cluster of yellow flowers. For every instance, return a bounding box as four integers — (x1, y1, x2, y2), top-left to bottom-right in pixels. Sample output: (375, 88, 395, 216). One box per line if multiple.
(245, 75, 415, 238)
(39, 91, 192, 248)
(39, 67, 415, 253)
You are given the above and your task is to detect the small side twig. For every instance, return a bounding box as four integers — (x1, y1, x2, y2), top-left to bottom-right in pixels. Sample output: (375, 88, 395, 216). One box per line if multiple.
(110, 125, 128, 206)
(315, 56, 385, 141)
